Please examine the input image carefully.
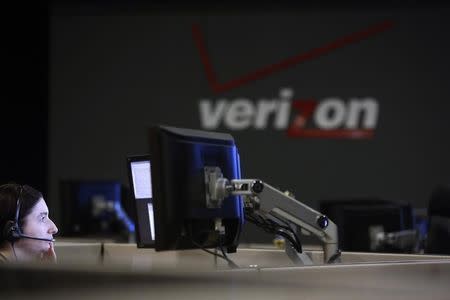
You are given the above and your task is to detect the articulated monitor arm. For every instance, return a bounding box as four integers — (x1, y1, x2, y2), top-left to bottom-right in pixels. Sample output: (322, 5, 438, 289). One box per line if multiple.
(204, 167, 341, 264)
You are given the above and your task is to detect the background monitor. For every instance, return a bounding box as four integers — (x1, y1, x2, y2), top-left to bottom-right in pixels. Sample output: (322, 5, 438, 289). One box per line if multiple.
(426, 183, 450, 254)
(148, 125, 244, 253)
(127, 155, 155, 247)
(320, 198, 414, 252)
(59, 180, 135, 239)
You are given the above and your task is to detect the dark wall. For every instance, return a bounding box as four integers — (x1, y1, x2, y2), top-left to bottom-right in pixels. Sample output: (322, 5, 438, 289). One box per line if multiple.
(3, 2, 450, 244)
(47, 3, 450, 243)
(2, 3, 48, 196)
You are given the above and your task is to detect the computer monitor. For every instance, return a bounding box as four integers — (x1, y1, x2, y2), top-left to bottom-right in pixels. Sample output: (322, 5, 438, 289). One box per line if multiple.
(320, 198, 413, 252)
(59, 180, 135, 237)
(127, 155, 155, 247)
(148, 125, 244, 253)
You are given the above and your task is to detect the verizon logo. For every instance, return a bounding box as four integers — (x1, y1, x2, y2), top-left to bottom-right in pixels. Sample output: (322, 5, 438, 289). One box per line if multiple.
(199, 88, 378, 139)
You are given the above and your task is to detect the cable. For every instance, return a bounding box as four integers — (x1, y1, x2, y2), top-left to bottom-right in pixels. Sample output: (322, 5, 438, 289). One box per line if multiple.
(188, 225, 239, 269)
(270, 215, 302, 243)
(191, 237, 239, 268)
(327, 249, 342, 264)
(11, 242, 18, 261)
(218, 235, 239, 269)
(191, 238, 227, 259)
(267, 217, 303, 253)
(219, 246, 239, 269)
(275, 229, 301, 253)
(245, 210, 303, 253)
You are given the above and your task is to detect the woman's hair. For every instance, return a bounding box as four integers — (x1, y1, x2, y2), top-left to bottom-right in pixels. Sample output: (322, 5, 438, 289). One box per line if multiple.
(0, 183, 43, 243)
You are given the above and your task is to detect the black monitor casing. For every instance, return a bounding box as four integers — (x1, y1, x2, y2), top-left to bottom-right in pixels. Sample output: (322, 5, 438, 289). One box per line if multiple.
(149, 125, 244, 253)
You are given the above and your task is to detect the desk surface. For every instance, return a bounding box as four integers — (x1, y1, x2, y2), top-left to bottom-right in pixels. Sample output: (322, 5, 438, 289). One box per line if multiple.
(2, 257, 450, 300)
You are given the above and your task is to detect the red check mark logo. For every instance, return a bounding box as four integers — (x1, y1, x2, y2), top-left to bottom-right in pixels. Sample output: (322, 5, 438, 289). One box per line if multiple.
(192, 20, 394, 94)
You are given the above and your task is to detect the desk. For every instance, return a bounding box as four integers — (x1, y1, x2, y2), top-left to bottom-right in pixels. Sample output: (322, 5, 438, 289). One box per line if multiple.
(2, 259, 450, 300)
(3, 243, 450, 300)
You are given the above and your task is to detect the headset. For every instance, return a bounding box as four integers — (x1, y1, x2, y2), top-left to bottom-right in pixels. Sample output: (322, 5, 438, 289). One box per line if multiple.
(2, 186, 55, 243)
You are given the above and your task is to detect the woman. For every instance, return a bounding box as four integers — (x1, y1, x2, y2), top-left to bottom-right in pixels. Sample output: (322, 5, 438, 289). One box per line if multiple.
(0, 183, 58, 263)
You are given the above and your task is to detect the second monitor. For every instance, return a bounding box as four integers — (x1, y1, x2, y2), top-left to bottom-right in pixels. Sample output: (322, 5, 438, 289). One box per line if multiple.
(127, 155, 155, 247)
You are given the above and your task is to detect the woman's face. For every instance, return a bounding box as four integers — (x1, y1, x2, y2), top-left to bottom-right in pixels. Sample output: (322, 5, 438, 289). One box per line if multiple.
(16, 198, 58, 258)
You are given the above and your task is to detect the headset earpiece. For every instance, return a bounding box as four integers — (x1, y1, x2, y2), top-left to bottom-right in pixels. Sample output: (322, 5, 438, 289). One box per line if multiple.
(3, 220, 21, 242)
(2, 186, 23, 243)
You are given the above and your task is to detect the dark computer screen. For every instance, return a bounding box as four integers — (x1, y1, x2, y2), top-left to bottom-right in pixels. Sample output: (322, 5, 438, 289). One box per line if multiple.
(127, 155, 155, 247)
(148, 125, 244, 253)
(59, 180, 135, 238)
(320, 198, 413, 252)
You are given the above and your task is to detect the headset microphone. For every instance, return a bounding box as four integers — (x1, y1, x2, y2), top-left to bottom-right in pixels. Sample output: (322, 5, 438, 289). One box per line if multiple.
(3, 220, 55, 243)
(17, 234, 55, 242)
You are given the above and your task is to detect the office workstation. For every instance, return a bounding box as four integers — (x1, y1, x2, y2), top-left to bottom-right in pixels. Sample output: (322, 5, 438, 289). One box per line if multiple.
(3, 124, 450, 299)
(2, 1, 450, 299)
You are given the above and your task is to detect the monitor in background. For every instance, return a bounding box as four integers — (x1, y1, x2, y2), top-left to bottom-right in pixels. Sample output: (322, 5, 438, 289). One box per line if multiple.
(319, 198, 413, 252)
(148, 125, 244, 253)
(426, 183, 450, 254)
(127, 155, 155, 247)
(59, 180, 135, 238)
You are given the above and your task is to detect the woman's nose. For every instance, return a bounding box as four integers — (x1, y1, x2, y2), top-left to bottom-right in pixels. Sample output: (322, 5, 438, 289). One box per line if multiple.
(48, 219, 58, 235)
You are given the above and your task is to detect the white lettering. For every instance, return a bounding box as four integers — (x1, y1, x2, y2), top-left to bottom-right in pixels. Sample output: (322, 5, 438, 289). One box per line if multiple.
(224, 99, 254, 130)
(346, 98, 379, 129)
(314, 98, 347, 129)
(198, 89, 379, 135)
(275, 88, 294, 129)
(254, 100, 278, 129)
(198, 99, 228, 129)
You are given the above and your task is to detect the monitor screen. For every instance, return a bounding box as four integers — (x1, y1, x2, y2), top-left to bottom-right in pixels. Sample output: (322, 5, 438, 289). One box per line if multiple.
(130, 160, 153, 199)
(148, 125, 244, 253)
(127, 155, 155, 247)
